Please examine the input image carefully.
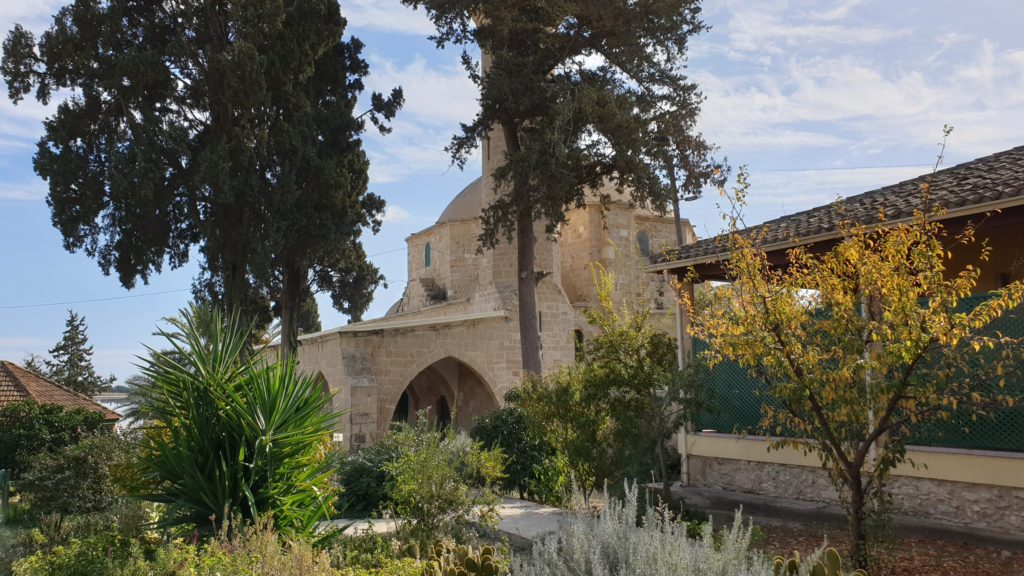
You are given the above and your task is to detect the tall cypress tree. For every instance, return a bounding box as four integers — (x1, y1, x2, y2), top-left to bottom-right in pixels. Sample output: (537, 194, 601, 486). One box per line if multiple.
(41, 310, 115, 397)
(2, 0, 400, 342)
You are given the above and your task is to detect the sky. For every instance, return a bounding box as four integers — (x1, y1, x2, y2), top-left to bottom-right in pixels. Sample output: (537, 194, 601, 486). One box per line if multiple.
(1, 0, 1023, 382)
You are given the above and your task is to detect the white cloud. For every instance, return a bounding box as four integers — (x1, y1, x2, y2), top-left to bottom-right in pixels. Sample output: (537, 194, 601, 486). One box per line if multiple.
(0, 0, 65, 30)
(381, 204, 411, 223)
(723, 7, 909, 60)
(809, 0, 870, 22)
(361, 54, 479, 183)
(365, 54, 477, 127)
(693, 33, 1024, 159)
(745, 165, 933, 212)
(343, 0, 434, 36)
(686, 164, 936, 239)
(0, 182, 45, 200)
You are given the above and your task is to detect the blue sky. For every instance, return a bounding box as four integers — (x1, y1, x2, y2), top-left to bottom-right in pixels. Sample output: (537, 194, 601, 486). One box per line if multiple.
(1, 0, 1022, 381)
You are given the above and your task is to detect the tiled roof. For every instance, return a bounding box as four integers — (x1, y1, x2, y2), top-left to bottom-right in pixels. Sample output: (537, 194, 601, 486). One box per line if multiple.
(0, 361, 121, 420)
(654, 145, 1024, 268)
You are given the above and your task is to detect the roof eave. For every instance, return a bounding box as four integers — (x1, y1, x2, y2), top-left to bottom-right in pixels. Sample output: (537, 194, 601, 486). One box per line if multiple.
(645, 194, 1024, 275)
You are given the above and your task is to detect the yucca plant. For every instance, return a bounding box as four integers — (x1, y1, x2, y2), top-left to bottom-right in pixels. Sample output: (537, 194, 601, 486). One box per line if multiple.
(130, 305, 339, 536)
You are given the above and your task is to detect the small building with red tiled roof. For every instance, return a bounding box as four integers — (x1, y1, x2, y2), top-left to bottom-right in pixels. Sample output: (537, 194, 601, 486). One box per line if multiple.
(0, 360, 121, 421)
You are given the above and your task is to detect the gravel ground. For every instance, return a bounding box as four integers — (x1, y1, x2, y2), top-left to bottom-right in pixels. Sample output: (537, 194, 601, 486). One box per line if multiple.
(760, 523, 1024, 576)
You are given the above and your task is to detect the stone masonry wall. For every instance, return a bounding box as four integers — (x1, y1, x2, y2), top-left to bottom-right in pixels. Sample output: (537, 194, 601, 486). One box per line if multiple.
(689, 455, 1024, 534)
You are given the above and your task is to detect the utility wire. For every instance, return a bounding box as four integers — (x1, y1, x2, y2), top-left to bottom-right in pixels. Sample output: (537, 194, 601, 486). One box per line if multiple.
(0, 161, 946, 311)
(1, 246, 415, 311)
(760, 162, 935, 173)
(0, 288, 192, 310)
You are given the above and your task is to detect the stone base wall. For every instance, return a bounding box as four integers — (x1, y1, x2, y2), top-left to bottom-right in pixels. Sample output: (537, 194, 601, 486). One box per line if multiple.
(690, 455, 1024, 534)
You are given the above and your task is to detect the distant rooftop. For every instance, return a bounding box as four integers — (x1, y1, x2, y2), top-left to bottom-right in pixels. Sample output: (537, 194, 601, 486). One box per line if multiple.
(0, 360, 121, 420)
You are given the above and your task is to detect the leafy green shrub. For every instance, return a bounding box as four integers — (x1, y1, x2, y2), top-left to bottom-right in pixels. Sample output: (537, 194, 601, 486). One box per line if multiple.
(384, 414, 504, 545)
(327, 530, 405, 571)
(15, 517, 337, 576)
(514, 482, 786, 576)
(0, 401, 107, 477)
(470, 399, 564, 504)
(523, 451, 571, 507)
(11, 532, 131, 576)
(336, 434, 403, 517)
(195, 518, 337, 575)
(514, 367, 612, 498)
(18, 433, 131, 520)
(132, 305, 339, 536)
(513, 266, 709, 501)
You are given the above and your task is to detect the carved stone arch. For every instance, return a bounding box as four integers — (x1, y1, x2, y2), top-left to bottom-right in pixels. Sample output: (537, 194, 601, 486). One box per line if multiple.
(312, 371, 341, 432)
(387, 351, 500, 432)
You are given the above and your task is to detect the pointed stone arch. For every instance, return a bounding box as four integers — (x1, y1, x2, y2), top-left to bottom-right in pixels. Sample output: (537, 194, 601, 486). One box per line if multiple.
(313, 371, 341, 432)
(387, 352, 499, 432)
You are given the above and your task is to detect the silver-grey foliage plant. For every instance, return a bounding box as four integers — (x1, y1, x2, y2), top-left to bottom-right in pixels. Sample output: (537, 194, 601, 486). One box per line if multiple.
(513, 482, 827, 576)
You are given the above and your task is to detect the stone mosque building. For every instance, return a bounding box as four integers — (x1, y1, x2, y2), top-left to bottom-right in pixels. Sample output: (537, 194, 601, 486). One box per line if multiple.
(294, 107, 695, 450)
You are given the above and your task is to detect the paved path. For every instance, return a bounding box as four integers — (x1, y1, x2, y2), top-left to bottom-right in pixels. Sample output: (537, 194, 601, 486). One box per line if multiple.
(323, 498, 567, 543)
(491, 498, 566, 543)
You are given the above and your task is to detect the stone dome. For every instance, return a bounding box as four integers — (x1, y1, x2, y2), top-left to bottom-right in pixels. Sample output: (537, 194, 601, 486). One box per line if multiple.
(437, 177, 483, 224)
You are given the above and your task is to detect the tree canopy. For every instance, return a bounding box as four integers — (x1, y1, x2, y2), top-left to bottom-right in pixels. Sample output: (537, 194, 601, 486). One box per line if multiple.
(2, 0, 401, 346)
(688, 168, 1024, 568)
(403, 0, 711, 374)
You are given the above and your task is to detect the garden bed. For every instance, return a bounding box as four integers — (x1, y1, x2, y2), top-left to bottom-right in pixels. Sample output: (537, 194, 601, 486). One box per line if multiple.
(762, 522, 1024, 576)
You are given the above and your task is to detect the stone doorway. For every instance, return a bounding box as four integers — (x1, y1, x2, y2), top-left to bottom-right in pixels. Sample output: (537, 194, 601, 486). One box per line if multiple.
(391, 356, 498, 431)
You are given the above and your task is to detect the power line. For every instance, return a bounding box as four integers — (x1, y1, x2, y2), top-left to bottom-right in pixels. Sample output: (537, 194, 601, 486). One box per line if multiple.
(759, 162, 936, 174)
(0, 162, 945, 311)
(1, 248, 414, 311)
(0, 288, 192, 310)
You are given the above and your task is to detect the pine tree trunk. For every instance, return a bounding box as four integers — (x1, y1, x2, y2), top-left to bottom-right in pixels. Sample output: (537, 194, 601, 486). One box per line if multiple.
(279, 264, 304, 362)
(223, 251, 251, 328)
(517, 206, 542, 376)
(667, 155, 686, 248)
(502, 120, 543, 377)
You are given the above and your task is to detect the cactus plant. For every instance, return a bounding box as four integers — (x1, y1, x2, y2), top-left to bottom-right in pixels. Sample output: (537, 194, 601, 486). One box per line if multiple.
(423, 543, 503, 576)
(772, 547, 867, 576)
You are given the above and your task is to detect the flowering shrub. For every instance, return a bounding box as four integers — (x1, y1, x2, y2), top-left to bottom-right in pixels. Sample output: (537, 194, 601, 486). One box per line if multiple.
(513, 483, 835, 576)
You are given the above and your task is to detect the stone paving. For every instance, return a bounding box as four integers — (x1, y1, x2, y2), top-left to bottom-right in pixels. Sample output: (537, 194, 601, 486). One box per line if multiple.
(323, 497, 567, 543)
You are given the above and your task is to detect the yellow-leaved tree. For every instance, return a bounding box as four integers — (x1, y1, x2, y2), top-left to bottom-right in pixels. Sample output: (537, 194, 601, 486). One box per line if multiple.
(686, 169, 1024, 569)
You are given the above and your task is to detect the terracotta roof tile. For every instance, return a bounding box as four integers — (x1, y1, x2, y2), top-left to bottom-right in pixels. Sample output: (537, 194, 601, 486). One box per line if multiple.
(658, 145, 1024, 267)
(0, 361, 121, 420)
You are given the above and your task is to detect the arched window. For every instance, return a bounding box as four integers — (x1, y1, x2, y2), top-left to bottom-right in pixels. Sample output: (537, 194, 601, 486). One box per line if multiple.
(636, 231, 651, 258)
(424, 242, 432, 268)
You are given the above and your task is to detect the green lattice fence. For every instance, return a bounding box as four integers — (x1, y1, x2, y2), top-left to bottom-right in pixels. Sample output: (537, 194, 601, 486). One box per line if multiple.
(695, 294, 1024, 452)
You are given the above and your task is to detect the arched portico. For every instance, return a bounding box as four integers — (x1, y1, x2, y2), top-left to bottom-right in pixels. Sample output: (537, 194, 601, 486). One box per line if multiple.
(314, 372, 342, 432)
(390, 355, 499, 431)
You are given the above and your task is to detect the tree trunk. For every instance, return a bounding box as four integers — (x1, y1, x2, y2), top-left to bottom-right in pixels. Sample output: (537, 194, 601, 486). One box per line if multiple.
(666, 155, 686, 248)
(501, 120, 543, 377)
(848, 471, 870, 571)
(656, 434, 671, 504)
(222, 226, 252, 330)
(279, 264, 305, 362)
(517, 206, 543, 376)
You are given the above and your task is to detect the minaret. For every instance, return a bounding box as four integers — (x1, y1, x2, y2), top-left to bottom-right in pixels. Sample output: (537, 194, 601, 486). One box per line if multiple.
(477, 49, 561, 290)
